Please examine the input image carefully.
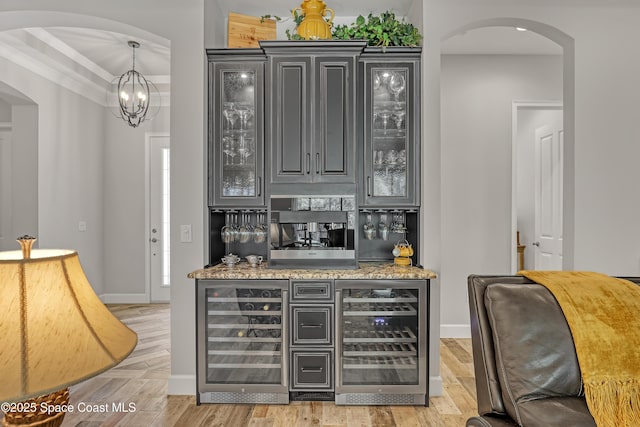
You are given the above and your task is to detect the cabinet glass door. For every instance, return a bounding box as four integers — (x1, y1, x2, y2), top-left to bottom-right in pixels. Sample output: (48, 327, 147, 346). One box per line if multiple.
(210, 61, 264, 206)
(361, 55, 420, 207)
(339, 286, 421, 386)
(204, 285, 284, 385)
(370, 68, 409, 199)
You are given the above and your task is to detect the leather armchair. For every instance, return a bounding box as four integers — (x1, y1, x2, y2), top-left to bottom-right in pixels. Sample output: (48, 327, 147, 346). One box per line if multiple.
(466, 275, 640, 427)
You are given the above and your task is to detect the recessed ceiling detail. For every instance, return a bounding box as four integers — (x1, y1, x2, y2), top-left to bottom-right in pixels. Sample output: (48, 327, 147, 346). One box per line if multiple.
(0, 27, 170, 107)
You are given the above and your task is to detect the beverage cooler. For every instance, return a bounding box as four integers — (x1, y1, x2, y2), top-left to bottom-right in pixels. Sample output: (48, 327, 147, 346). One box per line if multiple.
(196, 279, 289, 404)
(335, 280, 429, 405)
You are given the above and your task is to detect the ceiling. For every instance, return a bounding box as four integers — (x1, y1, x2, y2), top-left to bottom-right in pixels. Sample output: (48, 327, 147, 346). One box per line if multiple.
(0, 8, 562, 106)
(0, 26, 170, 106)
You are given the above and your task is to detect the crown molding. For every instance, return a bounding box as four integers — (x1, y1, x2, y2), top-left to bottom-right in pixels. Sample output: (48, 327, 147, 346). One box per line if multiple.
(0, 28, 171, 107)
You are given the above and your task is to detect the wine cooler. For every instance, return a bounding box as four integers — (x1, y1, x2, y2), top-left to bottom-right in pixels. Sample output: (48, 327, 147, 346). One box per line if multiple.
(196, 279, 289, 404)
(335, 280, 428, 405)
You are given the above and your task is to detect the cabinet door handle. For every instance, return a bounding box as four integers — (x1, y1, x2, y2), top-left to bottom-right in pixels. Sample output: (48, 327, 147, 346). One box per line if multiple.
(301, 367, 323, 373)
(257, 176, 262, 197)
(300, 323, 323, 328)
(367, 176, 372, 197)
(315, 153, 320, 174)
(306, 153, 311, 174)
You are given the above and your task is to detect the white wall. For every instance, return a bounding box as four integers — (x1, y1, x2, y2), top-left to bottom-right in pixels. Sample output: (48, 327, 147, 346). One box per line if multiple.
(0, 98, 10, 120)
(10, 105, 38, 246)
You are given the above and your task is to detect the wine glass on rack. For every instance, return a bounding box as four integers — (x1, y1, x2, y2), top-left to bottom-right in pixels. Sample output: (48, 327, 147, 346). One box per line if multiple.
(222, 136, 235, 165)
(373, 72, 382, 90)
(388, 72, 406, 102)
(237, 106, 254, 131)
(222, 103, 238, 130)
(237, 137, 253, 165)
(378, 110, 392, 132)
(221, 211, 238, 243)
(363, 211, 376, 240)
(253, 211, 267, 244)
(238, 211, 253, 244)
(393, 110, 406, 131)
(378, 211, 389, 241)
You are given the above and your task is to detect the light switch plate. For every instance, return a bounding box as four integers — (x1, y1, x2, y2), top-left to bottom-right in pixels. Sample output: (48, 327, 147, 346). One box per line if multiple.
(78, 221, 87, 232)
(180, 224, 192, 242)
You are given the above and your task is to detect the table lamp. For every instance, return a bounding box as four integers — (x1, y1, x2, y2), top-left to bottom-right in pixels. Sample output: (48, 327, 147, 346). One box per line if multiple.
(0, 236, 138, 427)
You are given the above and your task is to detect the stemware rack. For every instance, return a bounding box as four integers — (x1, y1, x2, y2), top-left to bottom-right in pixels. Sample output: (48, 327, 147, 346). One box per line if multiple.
(209, 209, 268, 264)
(356, 209, 419, 264)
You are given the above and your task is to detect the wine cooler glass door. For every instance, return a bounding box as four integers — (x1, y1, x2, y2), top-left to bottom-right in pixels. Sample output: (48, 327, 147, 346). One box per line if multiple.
(336, 281, 427, 391)
(202, 283, 287, 387)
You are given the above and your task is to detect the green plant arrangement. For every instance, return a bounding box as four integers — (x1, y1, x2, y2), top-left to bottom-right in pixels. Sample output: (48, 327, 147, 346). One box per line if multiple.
(261, 10, 422, 46)
(332, 11, 422, 47)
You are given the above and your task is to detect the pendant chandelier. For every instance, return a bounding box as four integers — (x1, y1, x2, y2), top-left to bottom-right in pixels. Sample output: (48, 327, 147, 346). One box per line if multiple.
(113, 41, 158, 128)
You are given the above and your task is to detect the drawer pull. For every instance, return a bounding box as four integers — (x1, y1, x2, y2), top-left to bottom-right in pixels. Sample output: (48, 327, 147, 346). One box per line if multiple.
(301, 367, 323, 373)
(299, 287, 326, 294)
(300, 323, 323, 328)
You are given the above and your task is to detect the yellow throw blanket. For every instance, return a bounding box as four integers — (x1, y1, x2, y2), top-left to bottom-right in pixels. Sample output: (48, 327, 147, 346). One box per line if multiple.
(519, 271, 640, 427)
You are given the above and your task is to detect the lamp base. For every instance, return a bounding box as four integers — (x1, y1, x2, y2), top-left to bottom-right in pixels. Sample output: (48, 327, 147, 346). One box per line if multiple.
(2, 388, 69, 427)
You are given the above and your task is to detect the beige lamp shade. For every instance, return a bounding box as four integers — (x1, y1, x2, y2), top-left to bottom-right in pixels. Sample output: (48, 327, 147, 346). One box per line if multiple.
(0, 248, 138, 403)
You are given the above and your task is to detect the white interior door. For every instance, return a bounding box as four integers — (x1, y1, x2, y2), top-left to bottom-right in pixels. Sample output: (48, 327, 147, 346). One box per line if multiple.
(534, 122, 563, 270)
(149, 135, 171, 302)
(0, 129, 12, 250)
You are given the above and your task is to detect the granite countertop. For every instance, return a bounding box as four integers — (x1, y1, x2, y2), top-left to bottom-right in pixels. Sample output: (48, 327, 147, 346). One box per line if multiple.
(187, 262, 436, 280)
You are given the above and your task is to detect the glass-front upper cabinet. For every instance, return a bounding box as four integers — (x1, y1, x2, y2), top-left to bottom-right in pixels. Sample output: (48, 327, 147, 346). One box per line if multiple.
(360, 49, 421, 207)
(208, 50, 266, 206)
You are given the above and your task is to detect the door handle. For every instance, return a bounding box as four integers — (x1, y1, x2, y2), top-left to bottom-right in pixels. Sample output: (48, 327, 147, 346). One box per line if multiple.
(306, 153, 311, 174)
(532, 242, 540, 247)
(151, 238, 158, 243)
(257, 176, 262, 197)
(300, 323, 323, 328)
(367, 176, 372, 197)
(316, 153, 320, 174)
(301, 367, 323, 373)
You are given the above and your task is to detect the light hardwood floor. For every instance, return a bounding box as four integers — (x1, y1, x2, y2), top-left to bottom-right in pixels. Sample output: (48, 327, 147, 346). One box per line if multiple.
(15, 304, 479, 427)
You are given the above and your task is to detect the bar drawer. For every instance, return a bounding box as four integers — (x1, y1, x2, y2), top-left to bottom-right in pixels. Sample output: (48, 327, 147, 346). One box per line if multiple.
(291, 350, 333, 390)
(291, 280, 334, 302)
(291, 305, 333, 345)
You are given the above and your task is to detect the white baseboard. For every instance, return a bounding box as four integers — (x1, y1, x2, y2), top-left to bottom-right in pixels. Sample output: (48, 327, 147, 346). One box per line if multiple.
(100, 293, 149, 304)
(168, 374, 196, 395)
(440, 324, 471, 338)
(429, 375, 443, 396)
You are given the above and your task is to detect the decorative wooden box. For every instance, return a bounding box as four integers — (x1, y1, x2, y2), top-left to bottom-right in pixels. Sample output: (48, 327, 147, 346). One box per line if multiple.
(227, 12, 277, 48)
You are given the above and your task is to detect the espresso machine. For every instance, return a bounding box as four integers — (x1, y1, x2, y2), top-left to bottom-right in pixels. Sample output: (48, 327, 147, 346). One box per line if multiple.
(269, 196, 356, 269)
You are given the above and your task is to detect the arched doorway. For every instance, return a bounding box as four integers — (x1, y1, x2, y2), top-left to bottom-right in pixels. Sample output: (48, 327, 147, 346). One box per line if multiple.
(441, 18, 575, 272)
